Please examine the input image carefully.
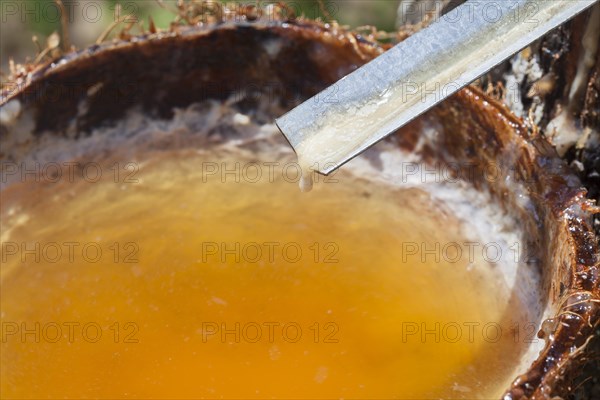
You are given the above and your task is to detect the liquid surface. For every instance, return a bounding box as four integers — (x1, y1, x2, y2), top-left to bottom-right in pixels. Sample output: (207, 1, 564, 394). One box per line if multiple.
(1, 150, 522, 399)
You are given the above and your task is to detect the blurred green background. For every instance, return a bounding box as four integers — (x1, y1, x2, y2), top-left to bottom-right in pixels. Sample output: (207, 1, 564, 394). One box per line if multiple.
(1, 0, 401, 74)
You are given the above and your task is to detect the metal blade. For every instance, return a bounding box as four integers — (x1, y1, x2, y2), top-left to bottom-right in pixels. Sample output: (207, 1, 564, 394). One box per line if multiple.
(276, 0, 598, 175)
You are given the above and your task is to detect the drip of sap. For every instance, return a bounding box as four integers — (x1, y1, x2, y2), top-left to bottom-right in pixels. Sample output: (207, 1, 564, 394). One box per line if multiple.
(299, 162, 314, 193)
(1, 151, 525, 399)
